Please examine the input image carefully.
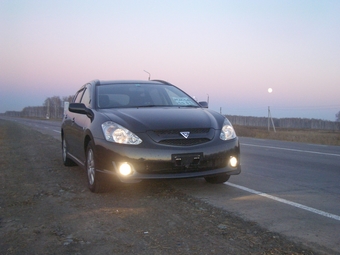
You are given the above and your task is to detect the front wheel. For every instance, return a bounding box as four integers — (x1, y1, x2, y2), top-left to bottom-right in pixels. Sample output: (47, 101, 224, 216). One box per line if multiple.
(86, 141, 111, 193)
(204, 174, 230, 184)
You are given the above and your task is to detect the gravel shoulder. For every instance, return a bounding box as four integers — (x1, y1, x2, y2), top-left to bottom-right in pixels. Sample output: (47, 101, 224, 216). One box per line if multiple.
(0, 119, 320, 254)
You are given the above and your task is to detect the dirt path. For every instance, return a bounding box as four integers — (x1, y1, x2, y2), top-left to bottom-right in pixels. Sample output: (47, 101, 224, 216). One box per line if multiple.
(0, 119, 319, 254)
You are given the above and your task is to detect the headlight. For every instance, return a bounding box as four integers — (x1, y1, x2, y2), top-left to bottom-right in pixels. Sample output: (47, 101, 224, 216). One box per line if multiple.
(220, 119, 236, 141)
(101, 121, 142, 145)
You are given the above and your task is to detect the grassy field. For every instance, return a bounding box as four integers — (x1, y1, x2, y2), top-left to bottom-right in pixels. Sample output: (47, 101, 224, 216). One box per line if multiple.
(233, 125, 340, 146)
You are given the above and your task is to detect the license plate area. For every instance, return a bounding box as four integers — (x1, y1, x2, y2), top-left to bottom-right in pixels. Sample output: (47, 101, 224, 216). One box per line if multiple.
(172, 153, 203, 168)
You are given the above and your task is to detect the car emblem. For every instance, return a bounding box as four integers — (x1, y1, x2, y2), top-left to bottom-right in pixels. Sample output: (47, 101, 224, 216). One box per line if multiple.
(180, 131, 190, 139)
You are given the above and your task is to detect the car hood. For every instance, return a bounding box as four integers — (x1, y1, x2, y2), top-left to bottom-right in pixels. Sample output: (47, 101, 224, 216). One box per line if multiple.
(100, 107, 223, 132)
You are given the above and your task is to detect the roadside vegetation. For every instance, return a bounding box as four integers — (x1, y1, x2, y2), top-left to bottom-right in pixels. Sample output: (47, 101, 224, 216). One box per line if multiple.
(2, 115, 340, 146)
(234, 125, 340, 146)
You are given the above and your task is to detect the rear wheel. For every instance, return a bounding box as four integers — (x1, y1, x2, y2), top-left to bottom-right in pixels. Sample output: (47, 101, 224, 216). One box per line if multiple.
(62, 137, 75, 166)
(86, 141, 111, 193)
(204, 174, 230, 184)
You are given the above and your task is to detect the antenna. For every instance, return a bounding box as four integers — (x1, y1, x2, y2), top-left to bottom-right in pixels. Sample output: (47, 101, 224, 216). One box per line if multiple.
(144, 70, 151, 80)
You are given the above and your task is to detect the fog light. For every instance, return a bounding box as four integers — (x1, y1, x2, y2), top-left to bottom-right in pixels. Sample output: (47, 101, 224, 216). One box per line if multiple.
(119, 162, 132, 176)
(229, 157, 238, 168)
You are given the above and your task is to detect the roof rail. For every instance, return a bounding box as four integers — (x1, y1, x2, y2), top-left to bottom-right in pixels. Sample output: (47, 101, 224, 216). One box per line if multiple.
(151, 79, 173, 85)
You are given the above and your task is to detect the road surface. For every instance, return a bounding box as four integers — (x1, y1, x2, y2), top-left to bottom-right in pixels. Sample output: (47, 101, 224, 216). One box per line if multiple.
(2, 116, 340, 254)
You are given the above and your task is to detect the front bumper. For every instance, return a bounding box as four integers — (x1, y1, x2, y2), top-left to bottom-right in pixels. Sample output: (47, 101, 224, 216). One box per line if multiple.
(94, 136, 241, 182)
(112, 165, 241, 183)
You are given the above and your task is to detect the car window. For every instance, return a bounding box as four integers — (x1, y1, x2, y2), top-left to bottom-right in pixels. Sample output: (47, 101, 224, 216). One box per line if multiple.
(96, 83, 199, 108)
(81, 86, 91, 108)
(163, 87, 197, 106)
(73, 89, 85, 103)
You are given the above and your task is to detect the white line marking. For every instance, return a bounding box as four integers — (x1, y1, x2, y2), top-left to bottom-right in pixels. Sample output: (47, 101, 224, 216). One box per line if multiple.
(225, 182, 340, 221)
(53, 130, 61, 133)
(242, 143, 340, 157)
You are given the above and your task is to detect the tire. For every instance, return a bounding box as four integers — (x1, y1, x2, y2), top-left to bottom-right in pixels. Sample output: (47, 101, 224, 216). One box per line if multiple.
(204, 174, 230, 184)
(86, 141, 111, 193)
(62, 136, 76, 166)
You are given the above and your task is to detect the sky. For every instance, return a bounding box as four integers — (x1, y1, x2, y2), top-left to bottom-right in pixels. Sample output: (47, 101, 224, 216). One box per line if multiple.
(1, 0, 340, 121)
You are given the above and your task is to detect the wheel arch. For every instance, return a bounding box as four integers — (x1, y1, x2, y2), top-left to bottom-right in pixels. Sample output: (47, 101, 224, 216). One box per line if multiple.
(84, 134, 92, 153)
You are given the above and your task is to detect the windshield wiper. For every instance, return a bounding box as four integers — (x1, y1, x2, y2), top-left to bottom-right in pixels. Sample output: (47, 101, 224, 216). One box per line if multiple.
(136, 105, 170, 108)
(135, 105, 199, 108)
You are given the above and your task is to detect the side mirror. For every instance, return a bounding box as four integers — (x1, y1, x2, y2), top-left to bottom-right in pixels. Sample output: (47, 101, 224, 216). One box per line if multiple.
(199, 101, 208, 108)
(69, 103, 87, 114)
(69, 103, 94, 120)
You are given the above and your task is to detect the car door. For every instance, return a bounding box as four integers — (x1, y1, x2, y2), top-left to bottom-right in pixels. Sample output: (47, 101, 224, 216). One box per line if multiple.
(64, 87, 86, 160)
(71, 84, 92, 163)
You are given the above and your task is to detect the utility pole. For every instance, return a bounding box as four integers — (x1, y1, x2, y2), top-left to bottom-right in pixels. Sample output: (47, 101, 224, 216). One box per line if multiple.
(267, 88, 276, 132)
(46, 99, 50, 119)
(268, 106, 276, 132)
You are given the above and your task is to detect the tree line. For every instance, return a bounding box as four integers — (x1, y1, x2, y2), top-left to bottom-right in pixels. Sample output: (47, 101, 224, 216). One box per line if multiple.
(3, 95, 73, 119)
(2, 95, 340, 126)
(226, 115, 340, 131)
(336, 111, 340, 122)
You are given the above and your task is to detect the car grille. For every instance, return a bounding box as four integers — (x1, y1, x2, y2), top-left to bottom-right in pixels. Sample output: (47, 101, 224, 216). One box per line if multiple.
(159, 138, 210, 146)
(148, 128, 213, 146)
(137, 158, 227, 174)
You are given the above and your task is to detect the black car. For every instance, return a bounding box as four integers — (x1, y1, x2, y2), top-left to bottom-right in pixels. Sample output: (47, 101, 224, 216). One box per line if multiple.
(61, 80, 241, 192)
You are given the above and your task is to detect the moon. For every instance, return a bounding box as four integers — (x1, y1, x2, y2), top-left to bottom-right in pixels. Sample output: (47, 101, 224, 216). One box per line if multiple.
(268, 88, 273, 93)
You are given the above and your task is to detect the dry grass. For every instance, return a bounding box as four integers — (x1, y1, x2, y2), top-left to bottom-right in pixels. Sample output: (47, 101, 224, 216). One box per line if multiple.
(234, 125, 340, 146)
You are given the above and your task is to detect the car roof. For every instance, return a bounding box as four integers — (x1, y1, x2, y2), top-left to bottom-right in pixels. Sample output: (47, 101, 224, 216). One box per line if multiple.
(92, 80, 173, 86)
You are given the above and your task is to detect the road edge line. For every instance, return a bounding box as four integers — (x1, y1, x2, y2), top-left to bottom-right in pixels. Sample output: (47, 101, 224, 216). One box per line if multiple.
(225, 182, 340, 221)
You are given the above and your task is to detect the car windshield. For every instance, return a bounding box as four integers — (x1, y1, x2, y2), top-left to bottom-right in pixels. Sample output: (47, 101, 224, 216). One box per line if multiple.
(96, 83, 200, 109)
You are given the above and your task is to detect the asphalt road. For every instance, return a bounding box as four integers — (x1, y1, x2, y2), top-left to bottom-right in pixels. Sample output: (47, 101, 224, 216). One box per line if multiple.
(171, 137, 340, 254)
(5, 117, 63, 140)
(2, 116, 340, 254)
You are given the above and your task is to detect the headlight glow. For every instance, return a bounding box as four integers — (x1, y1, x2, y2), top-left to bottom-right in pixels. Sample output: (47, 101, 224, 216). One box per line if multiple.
(102, 121, 142, 145)
(119, 162, 133, 176)
(229, 156, 238, 168)
(220, 119, 236, 141)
